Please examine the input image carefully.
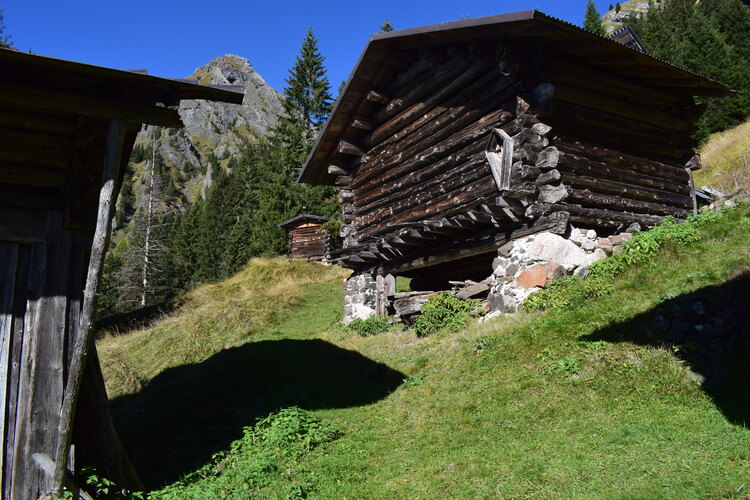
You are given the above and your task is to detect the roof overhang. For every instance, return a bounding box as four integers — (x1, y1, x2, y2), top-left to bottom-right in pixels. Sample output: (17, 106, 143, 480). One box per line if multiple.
(299, 10, 732, 186)
(0, 48, 245, 128)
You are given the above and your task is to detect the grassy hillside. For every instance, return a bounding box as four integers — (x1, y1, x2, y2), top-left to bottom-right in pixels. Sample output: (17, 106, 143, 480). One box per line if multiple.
(695, 119, 750, 192)
(97, 207, 750, 499)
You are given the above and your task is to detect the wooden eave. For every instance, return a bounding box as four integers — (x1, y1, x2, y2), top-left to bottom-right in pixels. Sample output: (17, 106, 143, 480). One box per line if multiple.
(298, 9, 732, 186)
(278, 214, 332, 229)
(0, 48, 244, 128)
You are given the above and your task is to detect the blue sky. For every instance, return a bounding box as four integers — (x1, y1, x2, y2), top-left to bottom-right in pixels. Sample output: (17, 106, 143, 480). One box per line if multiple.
(2, 1, 609, 93)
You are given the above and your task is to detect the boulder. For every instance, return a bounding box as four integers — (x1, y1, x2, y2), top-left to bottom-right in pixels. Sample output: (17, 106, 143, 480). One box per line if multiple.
(516, 264, 548, 289)
(523, 232, 592, 270)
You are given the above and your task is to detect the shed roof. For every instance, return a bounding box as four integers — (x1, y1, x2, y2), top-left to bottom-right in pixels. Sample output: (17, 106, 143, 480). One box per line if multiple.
(278, 214, 332, 229)
(299, 10, 732, 186)
(0, 48, 244, 128)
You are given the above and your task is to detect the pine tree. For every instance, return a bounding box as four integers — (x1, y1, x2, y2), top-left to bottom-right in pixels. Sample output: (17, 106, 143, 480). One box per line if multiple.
(584, 0, 607, 36)
(271, 27, 333, 169)
(0, 8, 12, 48)
(625, 0, 750, 140)
(115, 163, 136, 229)
(615, 3, 622, 13)
(379, 19, 394, 32)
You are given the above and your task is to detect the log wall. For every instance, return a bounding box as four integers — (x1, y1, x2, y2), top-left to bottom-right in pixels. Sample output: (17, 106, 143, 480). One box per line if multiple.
(288, 224, 330, 262)
(328, 41, 702, 273)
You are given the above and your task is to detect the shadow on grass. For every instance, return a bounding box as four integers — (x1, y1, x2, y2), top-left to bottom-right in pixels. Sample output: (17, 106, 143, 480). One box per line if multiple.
(109, 338, 404, 489)
(581, 271, 750, 427)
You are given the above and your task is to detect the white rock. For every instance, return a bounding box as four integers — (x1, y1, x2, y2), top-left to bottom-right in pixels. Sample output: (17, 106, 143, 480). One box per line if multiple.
(588, 248, 607, 264)
(524, 232, 592, 270)
(568, 227, 586, 246)
(586, 229, 597, 239)
(581, 238, 597, 252)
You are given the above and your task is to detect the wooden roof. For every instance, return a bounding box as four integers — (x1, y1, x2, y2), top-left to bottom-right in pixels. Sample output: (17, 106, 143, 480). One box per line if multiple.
(278, 214, 332, 228)
(0, 48, 244, 128)
(299, 10, 732, 186)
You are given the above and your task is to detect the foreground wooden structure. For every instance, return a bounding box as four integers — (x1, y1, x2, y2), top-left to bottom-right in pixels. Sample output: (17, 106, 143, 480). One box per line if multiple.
(0, 48, 243, 499)
(278, 214, 333, 262)
(299, 10, 730, 299)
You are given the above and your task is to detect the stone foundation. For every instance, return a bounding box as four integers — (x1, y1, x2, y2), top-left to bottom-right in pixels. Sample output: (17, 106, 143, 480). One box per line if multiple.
(343, 273, 376, 324)
(489, 226, 634, 313)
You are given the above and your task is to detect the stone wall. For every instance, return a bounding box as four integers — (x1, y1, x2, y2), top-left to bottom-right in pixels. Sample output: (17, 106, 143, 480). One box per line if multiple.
(488, 226, 635, 313)
(343, 273, 376, 324)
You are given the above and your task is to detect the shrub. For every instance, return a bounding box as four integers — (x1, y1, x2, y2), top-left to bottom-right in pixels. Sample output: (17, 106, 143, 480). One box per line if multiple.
(413, 293, 478, 337)
(348, 316, 391, 336)
(153, 407, 339, 499)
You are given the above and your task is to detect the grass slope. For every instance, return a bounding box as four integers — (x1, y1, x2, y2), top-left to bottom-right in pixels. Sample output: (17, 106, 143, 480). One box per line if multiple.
(695, 119, 750, 192)
(99, 208, 750, 499)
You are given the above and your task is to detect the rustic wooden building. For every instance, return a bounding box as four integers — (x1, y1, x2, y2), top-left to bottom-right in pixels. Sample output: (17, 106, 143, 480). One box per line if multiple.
(278, 214, 333, 262)
(0, 48, 243, 498)
(297, 10, 731, 319)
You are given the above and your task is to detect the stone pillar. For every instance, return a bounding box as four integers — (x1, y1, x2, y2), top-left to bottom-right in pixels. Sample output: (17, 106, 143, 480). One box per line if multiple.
(343, 272, 377, 324)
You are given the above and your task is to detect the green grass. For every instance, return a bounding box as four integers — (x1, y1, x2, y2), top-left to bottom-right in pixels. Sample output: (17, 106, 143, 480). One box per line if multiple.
(100, 207, 750, 499)
(695, 119, 750, 192)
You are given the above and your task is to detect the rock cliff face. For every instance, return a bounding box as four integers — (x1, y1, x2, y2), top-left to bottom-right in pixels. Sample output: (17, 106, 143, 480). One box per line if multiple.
(135, 54, 282, 200)
(602, 0, 653, 34)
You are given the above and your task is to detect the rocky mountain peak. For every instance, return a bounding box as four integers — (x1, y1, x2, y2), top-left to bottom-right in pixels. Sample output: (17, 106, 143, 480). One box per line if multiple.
(134, 54, 283, 201)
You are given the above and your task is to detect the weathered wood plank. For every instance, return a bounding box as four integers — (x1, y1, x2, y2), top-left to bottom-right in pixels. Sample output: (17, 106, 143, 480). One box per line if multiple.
(0, 242, 19, 493)
(52, 119, 126, 494)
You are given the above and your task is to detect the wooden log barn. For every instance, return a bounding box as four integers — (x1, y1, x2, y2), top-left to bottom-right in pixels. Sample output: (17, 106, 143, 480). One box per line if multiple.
(297, 10, 732, 322)
(0, 48, 243, 499)
(278, 214, 334, 262)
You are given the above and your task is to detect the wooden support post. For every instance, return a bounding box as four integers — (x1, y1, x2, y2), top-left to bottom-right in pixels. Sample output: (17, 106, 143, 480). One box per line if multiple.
(50, 119, 125, 495)
(0, 243, 18, 492)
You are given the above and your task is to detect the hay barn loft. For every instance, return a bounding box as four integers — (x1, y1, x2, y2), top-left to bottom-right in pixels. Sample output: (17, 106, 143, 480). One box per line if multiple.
(278, 214, 333, 262)
(0, 47, 243, 499)
(299, 10, 731, 295)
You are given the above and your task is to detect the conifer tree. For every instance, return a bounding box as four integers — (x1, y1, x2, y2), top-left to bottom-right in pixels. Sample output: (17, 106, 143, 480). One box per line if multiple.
(584, 0, 607, 36)
(0, 8, 12, 48)
(615, 2, 622, 13)
(379, 19, 394, 32)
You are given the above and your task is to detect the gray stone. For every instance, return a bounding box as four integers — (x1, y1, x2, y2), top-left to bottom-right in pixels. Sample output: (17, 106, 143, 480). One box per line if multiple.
(581, 238, 597, 252)
(573, 266, 590, 279)
(586, 229, 597, 239)
(537, 184, 569, 204)
(613, 245, 623, 255)
(589, 248, 607, 263)
(626, 222, 642, 233)
(597, 237, 614, 255)
(535, 169, 561, 186)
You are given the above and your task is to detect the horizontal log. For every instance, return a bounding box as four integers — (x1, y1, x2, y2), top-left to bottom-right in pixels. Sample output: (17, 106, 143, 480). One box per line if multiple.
(556, 150, 690, 195)
(386, 58, 436, 96)
(559, 172, 693, 209)
(567, 189, 693, 218)
(0, 127, 73, 170)
(368, 63, 490, 146)
(528, 202, 664, 228)
(354, 142, 486, 214)
(327, 165, 348, 176)
(357, 182, 498, 241)
(374, 57, 471, 125)
(337, 141, 363, 156)
(366, 90, 389, 104)
(354, 107, 514, 194)
(355, 165, 493, 231)
(351, 117, 373, 131)
(553, 137, 689, 182)
(543, 100, 693, 161)
(335, 176, 352, 187)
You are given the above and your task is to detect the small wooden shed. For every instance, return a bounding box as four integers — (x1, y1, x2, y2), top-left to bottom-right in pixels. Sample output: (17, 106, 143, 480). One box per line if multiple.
(278, 214, 332, 262)
(297, 10, 731, 319)
(0, 48, 243, 498)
